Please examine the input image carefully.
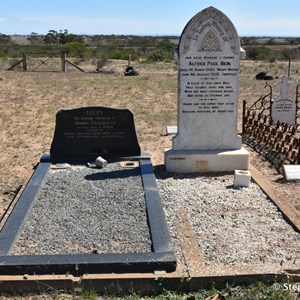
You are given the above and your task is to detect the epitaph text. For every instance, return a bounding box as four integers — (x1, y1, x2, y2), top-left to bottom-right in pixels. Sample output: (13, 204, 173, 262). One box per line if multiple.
(173, 6, 242, 151)
(50, 107, 141, 157)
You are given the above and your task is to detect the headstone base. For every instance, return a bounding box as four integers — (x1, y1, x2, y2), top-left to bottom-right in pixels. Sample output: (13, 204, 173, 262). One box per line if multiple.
(164, 148, 250, 173)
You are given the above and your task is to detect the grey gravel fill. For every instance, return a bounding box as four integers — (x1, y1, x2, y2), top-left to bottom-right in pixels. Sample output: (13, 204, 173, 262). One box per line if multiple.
(12, 162, 152, 255)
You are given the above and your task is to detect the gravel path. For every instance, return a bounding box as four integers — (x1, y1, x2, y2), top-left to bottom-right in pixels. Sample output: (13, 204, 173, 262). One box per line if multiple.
(12, 163, 152, 255)
(157, 173, 300, 267)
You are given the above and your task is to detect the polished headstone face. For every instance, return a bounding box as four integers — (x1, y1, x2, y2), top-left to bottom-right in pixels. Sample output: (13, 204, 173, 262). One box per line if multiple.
(173, 6, 242, 151)
(271, 76, 297, 126)
(50, 106, 141, 158)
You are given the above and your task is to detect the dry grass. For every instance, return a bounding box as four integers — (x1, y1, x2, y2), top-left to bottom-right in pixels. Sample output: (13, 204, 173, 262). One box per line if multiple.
(1, 59, 300, 216)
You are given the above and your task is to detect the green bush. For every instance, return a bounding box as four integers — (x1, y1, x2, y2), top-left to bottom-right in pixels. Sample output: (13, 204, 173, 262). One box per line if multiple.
(109, 48, 139, 61)
(59, 42, 87, 58)
(245, 46, 276, 62)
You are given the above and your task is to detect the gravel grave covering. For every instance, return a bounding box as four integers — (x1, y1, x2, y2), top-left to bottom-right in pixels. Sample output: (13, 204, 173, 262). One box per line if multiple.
(158, 173, 300, 267)
(12, 162, 152, 255)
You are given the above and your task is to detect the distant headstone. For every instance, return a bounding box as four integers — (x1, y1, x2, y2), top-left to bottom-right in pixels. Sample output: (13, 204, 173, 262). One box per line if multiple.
(271, 76, 297, 126)
(283, 165, 300, 181)
(50, 106, 141, 159)
(166, 126, 178, 135)
(165, 6, 249, 173)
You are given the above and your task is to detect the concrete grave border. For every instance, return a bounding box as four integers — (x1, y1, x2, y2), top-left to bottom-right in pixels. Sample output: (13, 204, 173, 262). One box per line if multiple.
(0, 155, 176, 276)
(0, 163, 299, 293)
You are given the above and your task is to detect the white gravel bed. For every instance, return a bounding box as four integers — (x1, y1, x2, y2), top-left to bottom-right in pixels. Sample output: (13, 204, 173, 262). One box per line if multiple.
(12, 163, 152, 255)
(158, 173, 300, 267)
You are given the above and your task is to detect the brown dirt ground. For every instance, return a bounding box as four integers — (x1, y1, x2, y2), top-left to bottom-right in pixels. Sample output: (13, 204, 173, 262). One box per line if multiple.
(0, 59, 299, 220)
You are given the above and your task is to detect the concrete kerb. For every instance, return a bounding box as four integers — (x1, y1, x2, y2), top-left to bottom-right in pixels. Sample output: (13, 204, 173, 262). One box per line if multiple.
(0, 163, 299, 293)
(0, 155, 176, 276)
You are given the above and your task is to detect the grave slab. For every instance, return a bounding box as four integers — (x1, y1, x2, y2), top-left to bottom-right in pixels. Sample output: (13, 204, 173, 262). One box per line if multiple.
(165, 6, 249, 173)
(1, 164, 300, 289)
(0, 159, 176, 275)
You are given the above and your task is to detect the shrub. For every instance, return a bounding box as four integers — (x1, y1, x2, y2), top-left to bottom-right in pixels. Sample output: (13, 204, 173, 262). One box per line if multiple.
(91, 55, 108, 72)
(109, 48, 139, 61)
(59, 42, 87, 58)
(245, 46, 276, 62)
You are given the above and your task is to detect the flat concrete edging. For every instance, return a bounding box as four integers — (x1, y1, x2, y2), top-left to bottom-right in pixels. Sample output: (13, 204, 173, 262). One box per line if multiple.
(250, 164, 300, 233)
(0, 155, 176, 276)
(0, 162, 299, 293)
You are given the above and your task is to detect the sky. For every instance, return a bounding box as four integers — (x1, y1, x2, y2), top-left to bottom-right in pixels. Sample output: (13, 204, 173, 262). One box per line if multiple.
(1, 0, 300, 37)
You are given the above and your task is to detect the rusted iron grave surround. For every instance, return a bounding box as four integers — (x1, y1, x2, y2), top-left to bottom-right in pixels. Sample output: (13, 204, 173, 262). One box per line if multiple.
(0, 154, 176, 276)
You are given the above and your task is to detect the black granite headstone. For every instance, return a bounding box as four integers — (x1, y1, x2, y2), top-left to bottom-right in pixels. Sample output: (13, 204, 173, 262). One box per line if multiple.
(50, 106, 141, 158)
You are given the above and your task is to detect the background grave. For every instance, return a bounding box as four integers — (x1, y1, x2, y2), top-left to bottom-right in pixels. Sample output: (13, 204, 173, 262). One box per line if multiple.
(272, 75, 297, 125)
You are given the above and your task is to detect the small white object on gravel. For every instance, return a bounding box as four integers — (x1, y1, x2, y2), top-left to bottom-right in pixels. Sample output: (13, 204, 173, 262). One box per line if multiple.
(95, 156, 108, 169)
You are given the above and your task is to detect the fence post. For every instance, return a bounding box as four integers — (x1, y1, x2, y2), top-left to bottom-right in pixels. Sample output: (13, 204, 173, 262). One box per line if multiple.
(297, 139, 300, 164)
(242, 100, 246, 134)
(128, 54, 131, 67)
(288, 55, 291, 78)
(22, 53, 27, 71)
(61, 53, 67, 72)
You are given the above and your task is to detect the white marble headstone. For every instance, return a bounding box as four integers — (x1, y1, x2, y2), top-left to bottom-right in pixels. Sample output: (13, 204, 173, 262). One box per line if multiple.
(165, 6, 250, 173)
(271, 76, 297, 126)
(172, 6, 242, 151)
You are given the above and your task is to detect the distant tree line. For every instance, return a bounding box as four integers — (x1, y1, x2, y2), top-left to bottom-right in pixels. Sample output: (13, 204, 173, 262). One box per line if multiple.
(243, 45, 300, 62)
(0, 30, 178, 63)
(28, 30, 84, 45)
(0, 33, 12, 44)
(1, 31, 300, 63)
(240, 36, 300, 46)
(241, 36, 300, 61)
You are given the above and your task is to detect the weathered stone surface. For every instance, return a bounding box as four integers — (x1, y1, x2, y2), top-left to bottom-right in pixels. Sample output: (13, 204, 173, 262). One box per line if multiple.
(173, 6, 242, 151)
(283, 165, 300, 181)
(165, 6, 249, 173)
(165, 148, 249, 173)
(271, 76, 297, 126)
(234, 170, 251, 187)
